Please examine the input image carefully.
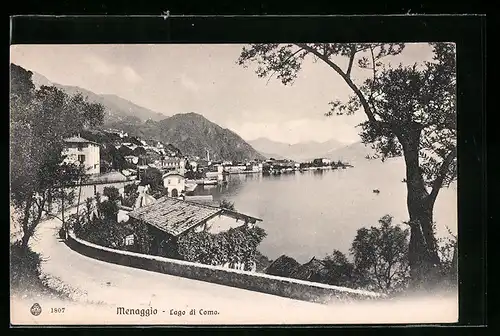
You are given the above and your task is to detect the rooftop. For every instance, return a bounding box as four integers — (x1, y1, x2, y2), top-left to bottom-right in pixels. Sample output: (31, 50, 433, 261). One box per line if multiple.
(128, 196, 262, 237)
(162, 171, 185, 178)
(63, 135, 99, 145)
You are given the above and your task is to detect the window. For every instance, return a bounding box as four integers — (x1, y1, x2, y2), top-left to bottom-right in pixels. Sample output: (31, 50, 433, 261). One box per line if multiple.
(78, 155, 85, 163)
(124, 235, 134, 246)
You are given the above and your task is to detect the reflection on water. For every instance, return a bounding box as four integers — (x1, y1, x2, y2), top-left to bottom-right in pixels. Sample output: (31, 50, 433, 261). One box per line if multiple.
(195, 159, 457, 264)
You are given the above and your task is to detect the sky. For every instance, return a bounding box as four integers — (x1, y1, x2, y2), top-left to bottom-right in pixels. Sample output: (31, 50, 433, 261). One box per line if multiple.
(10, 43, 435, 145)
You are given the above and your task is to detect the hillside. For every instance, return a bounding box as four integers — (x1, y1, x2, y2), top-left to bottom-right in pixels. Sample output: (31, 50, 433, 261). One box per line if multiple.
(30, 71, 166, 124)
(249, 137, 344, 162)
(106, 112, 265, 162)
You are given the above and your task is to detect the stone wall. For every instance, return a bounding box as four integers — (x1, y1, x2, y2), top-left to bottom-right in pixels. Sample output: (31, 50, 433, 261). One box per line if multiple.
(66, 233, 385, 304)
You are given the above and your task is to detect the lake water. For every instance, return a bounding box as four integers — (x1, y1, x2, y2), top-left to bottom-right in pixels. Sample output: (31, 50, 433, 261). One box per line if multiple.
(201, 158, 458, 264)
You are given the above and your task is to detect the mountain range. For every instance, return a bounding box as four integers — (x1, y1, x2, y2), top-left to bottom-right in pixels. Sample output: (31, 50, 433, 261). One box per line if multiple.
(25, 69, 264, 161)
(25, 67, 369, 163)
(106, 112, 265, 162)
(31, 71, 166, 123)
(249, 137, 348, 162)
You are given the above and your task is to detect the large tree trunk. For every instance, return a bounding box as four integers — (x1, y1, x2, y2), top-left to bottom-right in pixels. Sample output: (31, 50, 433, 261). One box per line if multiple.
(399, 128, 441, 288)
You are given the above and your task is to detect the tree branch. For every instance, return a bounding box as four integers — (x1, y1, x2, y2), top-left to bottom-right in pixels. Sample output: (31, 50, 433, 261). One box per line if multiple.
(346, 45, 356, 78)
(295, 43, 383, 128)
(428, 147, 457, 204)
(266, 48, 304, 85)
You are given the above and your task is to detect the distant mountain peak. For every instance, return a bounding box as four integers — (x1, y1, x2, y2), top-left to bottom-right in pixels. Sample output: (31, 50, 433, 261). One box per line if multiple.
(249, 137, 345, 161)
(107, 113, 264, 162)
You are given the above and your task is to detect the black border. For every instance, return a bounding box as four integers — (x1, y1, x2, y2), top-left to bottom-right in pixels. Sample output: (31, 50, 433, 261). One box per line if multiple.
(8, 15, 487, 329)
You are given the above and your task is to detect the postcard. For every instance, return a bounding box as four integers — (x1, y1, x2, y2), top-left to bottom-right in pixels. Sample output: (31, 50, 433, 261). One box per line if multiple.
(10, 42, 458, 325)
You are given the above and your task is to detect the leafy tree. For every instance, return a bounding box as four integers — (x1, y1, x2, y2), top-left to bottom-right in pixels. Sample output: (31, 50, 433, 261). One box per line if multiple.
(118, 145, 134, 157)
(10, 63, 104, 250)
(103, 186, 121, 203)
(140, 167, 164, 192)
(350, 215, 410, 293)
(122, 183, 140, 207)
(321, 250, 355, 287)
(97, 199, 119, 222)
(265, 255, 301, 277)
(238, 43, 456, 287)
(436, 228, 458, 286)
(50, 162, 87, 232)
(78, 216, 127, 248)
(132, 146, 147, 157)
(128, 218, 153, 254)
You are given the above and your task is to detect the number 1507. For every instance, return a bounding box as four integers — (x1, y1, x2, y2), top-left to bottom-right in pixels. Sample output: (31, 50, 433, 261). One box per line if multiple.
(51, 308, 65, 313)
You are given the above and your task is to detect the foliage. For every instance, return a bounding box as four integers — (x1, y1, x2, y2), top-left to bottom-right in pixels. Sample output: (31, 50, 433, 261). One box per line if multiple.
(75, 195, 128, 248)
(320, 250, 356, 287)
(127, 219, 153, 254)
(118, 145, 134, 157)
(103, 186, 121, 202)
(97, 199, 119, 222)
(436, 228, 458, 286)
(10, 64, 104, 249)
(219, 199, 235, 211)
(140, 167, 163, 190)
(10, 241, 42, 289)
(350, 215, 410, 293)
(177, 226, 267, 270)
(132, 146, 147, 157)
(122, 183, 139, 207)
(254, 250, 273, 273)
(265, 255, 301, 277)
(77, 216, 128, 249)
(237, 43, 457, 286)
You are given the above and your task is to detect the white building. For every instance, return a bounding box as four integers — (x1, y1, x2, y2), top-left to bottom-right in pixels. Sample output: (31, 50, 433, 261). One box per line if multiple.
(206, 164, 224, 181)
(189, 161, 198, 171)
(160, 157, 186, 171)
(163, 171, 186, 198)
(62, 135, 100, 175)
(322, 158, 332, 165)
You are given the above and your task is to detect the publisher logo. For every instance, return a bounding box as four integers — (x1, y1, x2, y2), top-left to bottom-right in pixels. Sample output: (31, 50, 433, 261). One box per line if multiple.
(30, 303, 42, 316)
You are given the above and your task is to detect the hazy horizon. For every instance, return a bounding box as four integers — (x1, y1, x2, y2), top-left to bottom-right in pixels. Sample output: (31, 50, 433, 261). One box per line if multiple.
(11, 43, 434, 145)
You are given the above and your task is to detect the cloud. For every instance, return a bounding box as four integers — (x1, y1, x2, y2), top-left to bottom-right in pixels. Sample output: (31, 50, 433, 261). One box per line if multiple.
(122, 66, 142, 84)
(84, 55, 116, 75)
(84, 55, 142, 84)
(179, 74, 199, 92)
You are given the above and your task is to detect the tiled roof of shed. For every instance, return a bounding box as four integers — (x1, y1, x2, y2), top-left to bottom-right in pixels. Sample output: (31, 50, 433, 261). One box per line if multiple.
(127, 196, 223, 236)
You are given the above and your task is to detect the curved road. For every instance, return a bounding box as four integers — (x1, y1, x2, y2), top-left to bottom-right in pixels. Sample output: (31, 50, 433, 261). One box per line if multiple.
(11, 207, 458, 325)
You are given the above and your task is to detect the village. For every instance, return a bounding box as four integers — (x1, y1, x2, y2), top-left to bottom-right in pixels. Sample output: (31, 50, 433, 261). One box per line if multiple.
(57, 129, 353, 274)
(63, 128, 352, 200)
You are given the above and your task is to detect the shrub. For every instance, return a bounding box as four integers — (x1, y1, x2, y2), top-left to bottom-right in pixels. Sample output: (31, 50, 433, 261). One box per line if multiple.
(350, 215, 410, 293)
(177, 226, 267, 270)
(122, 183, 139, 207)
(10, 242, 42, 290)
(103, 186, 121, 202)
(320, 250, 356, 287)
